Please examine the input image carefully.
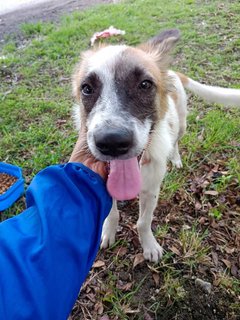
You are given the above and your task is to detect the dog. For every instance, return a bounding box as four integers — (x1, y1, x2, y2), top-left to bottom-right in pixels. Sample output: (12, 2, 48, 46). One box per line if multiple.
(70, 29, 240, 262)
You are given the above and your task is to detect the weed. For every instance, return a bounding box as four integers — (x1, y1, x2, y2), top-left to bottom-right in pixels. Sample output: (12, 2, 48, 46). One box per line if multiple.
(155, 224, 169, 239)
(21, 21, 54, 37)
(217, 272, 240, 297)
(179, 227, 211, 270)
(102, 272, 146, 319)
(208, 207, 222, 220)
(161, 271, 186, 302)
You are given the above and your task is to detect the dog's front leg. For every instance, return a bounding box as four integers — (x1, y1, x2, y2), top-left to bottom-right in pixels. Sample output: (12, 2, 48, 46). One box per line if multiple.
(101, 199, 119, 248)
(137, 159, 167, 262)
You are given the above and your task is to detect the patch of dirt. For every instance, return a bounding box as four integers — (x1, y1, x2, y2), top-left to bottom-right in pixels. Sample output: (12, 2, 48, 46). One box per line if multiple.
(0, 0, 112, 46)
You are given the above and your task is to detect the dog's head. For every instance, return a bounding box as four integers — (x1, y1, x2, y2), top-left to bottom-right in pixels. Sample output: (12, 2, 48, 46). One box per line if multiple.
(72, 29, 180, 199)
(73, 29, 180, 160)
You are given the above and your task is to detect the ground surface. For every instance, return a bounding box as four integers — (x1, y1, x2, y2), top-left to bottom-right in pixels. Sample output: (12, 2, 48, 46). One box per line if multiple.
(0, 0, 111, 44)
(0, 0, 239, 319)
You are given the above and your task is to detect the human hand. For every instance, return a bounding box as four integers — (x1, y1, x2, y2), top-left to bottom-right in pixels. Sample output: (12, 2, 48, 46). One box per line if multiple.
(69, 127, 107, 180)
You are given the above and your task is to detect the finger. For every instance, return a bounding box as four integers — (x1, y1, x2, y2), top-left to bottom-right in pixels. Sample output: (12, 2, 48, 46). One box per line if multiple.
(84, 159, 107, 180)
(92, 162, 108, 180)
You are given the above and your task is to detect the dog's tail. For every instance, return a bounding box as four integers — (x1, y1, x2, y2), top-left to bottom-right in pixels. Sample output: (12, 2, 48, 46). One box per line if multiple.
(177, 72, 240, 107)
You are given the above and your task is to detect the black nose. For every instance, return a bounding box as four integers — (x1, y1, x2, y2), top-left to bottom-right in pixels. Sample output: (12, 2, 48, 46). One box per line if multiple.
(94, 128, 133, 156)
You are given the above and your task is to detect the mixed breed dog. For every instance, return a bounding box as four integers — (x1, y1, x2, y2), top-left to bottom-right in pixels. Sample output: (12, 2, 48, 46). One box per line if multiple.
(70, 29, 240, 262)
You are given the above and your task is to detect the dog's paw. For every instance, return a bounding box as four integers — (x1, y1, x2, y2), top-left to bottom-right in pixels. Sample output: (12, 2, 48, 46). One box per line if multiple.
(101, 223, 117, 249)
(101, 231, 116, 249)
(171, 158, 183, 169)
(142, 237, 163, 263)
(101, 208, 119, 249)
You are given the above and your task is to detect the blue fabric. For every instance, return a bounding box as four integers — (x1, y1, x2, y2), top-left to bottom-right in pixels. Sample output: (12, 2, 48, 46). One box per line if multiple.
(0, 163, 112, 320)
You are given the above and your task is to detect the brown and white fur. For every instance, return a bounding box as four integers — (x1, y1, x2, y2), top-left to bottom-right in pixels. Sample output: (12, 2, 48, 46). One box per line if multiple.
(71, 29, 240, 262)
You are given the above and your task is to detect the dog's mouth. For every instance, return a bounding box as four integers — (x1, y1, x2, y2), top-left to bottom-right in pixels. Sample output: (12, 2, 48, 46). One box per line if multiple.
(88, 128, 143, 200)
(106, 157, 142, 201)
(89, 126, 152, 200)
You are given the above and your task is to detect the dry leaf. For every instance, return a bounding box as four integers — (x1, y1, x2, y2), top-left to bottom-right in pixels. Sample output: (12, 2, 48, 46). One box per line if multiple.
(93, 260, 105, 268)
(94, 301, 104, 315)
(199, 216, 207, 224)
(122, 306, 140, 314)
(170, 246, 181, 256)
(230, 264, 239, 278)
(195, 201, 202, 211)
(133, 253, 145, 268)
(117, 247, 128, 257)
(211, 251, 219, 266)
(99, 316, 110, 320)
(204, 190, 219, 196)
(152, 273, 160, 286)
(222, 259, 231, 268)
(118, 282, 133, 291)
(144, 312, 154, 320)
(225, 247, 235, 254)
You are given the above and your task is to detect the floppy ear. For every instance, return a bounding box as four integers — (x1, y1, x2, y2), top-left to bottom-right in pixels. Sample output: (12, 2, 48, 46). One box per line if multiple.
(139, 29, 180, 68)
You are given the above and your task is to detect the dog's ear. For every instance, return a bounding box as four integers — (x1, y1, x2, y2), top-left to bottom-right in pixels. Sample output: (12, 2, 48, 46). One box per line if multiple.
(148, 29, 180, 48)
(139, 29, 180, 68)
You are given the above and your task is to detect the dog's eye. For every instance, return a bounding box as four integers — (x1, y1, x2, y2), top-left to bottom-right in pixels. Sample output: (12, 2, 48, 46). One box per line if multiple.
(139, 80, 153, 90)
(81, 84, 94, 96)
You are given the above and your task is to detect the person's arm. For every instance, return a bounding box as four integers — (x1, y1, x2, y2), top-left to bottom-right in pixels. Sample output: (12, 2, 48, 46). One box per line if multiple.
(0, 163, 112, 320)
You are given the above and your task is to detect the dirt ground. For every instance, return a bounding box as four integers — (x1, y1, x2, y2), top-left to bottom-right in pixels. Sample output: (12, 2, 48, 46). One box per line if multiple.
(0, 0, 112, 44)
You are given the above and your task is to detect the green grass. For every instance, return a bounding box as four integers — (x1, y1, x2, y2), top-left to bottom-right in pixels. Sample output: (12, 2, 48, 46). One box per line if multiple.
(102, 273, 146, 318)
(1, 0, 240, 318)
(179, 227, 210, 270)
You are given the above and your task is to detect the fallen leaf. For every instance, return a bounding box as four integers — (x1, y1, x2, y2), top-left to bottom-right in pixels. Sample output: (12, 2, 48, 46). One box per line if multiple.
(94, 301, 104, 315)
(152, 273, 160, 286)
(211, 251, 219, 266)
(117, 247, 128, 257)
(99, 315, 110, 320)
(199, 216, 207, 224)
(122, 306, 140, 314)
(225, 247, 235, 254)
(93, 260, 105, 268)
(144, 312, 154, 320)
(213, 278, 221, 286)
(204, 190, 219, 196)
(230, 264, 239, 278)
(133, 253, 145, 268)
(222, 259, 231, 268)
(182, 224, 191, 230)
(170, 246, 181, 256)
(132, 236, 140, 249)
(195, 201, 202, 211)
(117, 282, 133, 291)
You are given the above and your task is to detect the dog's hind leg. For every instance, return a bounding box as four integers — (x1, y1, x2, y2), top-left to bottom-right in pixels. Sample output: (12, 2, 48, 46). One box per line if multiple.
(170, 142, 183, 168)
(101, 199, 119, 248)
(137, 159, 167, 262)
(169, 116, 187, 169)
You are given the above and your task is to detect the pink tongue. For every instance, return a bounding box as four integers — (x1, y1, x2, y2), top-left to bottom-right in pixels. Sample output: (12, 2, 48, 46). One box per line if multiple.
(107, 157, 142, 200)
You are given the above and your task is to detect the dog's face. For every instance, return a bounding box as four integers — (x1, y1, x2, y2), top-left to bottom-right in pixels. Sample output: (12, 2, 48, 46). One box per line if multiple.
(73, 29, 180, 161)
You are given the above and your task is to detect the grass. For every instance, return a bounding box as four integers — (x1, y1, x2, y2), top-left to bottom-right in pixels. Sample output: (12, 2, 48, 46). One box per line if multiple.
(179, 227, 211, 270)
(102, 274, 146, 318)
(1, 0, 240, 319)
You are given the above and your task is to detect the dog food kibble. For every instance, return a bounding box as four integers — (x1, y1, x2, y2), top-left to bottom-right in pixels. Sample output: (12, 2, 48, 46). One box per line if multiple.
(0, 173, 18, 195)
